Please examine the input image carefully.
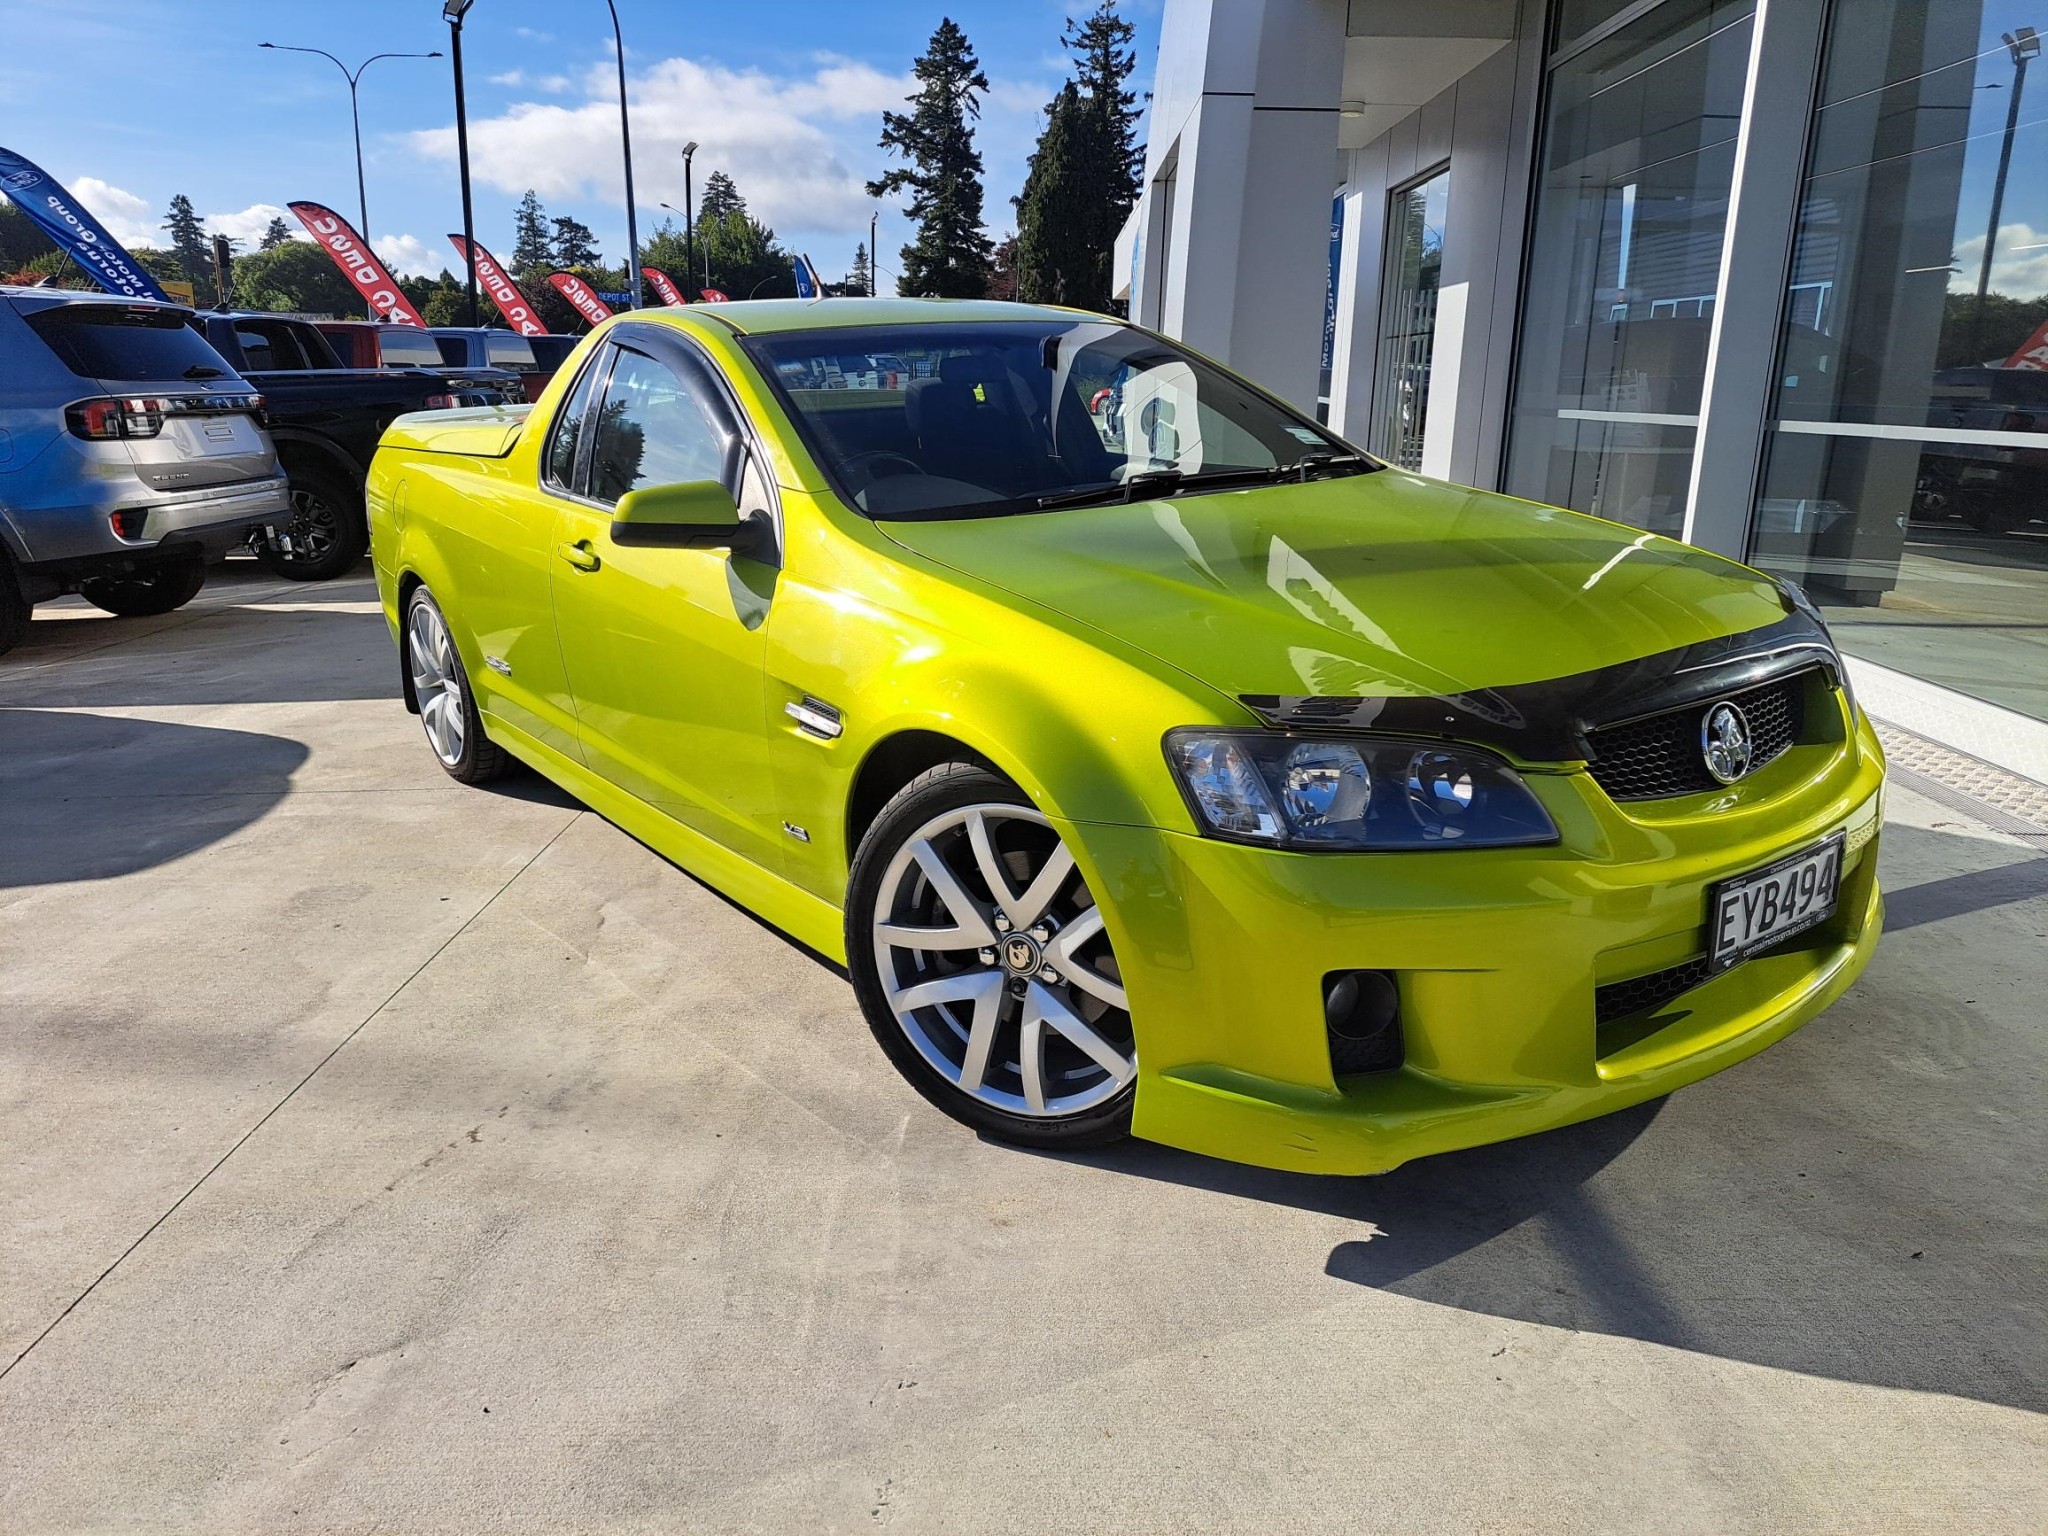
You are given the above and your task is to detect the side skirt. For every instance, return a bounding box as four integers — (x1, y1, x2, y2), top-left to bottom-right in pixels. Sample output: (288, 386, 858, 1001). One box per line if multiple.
(481, 708, 850, 965)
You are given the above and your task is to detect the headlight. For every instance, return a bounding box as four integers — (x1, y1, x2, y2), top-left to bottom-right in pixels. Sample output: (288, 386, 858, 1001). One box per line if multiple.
(1164, 731, 1558, 850)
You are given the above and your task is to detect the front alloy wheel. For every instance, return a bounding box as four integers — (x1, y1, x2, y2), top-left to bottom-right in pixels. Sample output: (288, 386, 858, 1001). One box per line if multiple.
(405, 588, 510, 784)
(849, 765, 1135, 1147)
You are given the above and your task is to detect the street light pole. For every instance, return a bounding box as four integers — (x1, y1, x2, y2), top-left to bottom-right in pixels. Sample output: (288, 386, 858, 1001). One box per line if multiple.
(870, 209, 878, 296)
(1973, 26, 2040, 361)
(257, 43, 441, 245)
(443, 0, 480, 327)
(606, 0, 640, 309)
(682, 141, 698, 302)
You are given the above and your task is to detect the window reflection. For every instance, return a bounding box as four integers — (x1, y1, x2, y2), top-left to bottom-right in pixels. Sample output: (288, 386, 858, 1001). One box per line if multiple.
(1753, 1, 2048, 724)
(1506, 0, 1757, 533)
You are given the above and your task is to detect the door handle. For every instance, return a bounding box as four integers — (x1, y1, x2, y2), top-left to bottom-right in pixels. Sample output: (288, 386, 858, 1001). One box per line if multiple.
(557, 539, 601, 572)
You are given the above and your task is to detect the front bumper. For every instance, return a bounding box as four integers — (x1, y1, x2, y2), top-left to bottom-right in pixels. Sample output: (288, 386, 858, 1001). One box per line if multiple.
(1071, 715, 1887, 1176)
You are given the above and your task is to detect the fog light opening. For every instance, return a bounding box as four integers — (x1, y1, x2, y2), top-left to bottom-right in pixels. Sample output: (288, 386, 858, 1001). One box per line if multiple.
(1324, 969, 1404, 1077)
(109, 509, 148, 541)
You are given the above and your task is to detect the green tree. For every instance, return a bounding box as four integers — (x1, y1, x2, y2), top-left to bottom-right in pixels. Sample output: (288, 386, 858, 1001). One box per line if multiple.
(848, 241, 872, 297)
(867, 18, 994, 298)
(230, 240, 370, 318)
(549, 215, 600, 269)
(421, 270, 472, 327)
(1067, 1, 1142, 217)
(162, 193, 211, 287)
(512, 190, 551, 270)
(697, 171, 745, 224)
(1014, 84, 1107, 307)
(702, 208, 787, 298)
(259, 216, 294, 251)
(640, 218, 695, 299)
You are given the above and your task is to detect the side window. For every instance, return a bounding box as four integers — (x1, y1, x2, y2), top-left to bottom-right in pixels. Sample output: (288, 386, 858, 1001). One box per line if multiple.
(587, 348, 731, 506)
(544, 348, 607, 494)
(488, 334, 538, 371)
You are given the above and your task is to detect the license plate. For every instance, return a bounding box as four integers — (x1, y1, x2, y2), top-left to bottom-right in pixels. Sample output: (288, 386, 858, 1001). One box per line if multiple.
(1708, 833, 1844, 972)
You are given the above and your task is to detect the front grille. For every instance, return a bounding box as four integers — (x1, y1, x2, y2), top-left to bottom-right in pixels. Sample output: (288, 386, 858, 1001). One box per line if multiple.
(1594, 956, 1712, 1026)
(1586, 670, 1809, 801)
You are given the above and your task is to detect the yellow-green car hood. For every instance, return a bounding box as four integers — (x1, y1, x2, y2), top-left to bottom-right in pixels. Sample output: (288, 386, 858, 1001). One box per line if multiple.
(879, 472, 1789, 704)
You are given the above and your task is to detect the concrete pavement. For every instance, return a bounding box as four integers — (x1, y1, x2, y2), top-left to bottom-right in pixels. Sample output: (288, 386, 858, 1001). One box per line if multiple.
(1, 562, 2044, 1533)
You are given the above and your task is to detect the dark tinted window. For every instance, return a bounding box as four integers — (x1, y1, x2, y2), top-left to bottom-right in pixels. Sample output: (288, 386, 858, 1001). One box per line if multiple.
(26, 306, 236, 383)
(487, 334, 538, 370)
(531, 335, 577, 368)
(545, 348, 606, 492)
(588, 348, 729, 504)
(433, 336, 464, 366)
(379, 329, 445, 367)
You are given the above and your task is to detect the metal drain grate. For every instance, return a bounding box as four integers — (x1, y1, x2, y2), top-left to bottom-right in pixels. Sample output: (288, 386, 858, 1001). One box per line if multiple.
(1874, 722, 2048, 843)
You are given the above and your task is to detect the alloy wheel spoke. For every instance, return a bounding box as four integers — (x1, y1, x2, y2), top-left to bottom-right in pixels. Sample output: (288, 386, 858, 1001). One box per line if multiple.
(1029, 981, 1135, 1085)
(1017, 1007, 1048, 1113)
(965, 809, 1021, 919)
(1011, 842, 1075, 928)
(1046, 907, 1127, 1009)
(902, 837, 997, 949)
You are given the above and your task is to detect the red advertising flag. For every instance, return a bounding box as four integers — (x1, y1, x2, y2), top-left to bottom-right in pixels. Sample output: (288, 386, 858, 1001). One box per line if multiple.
(286, 200, 426, 326)
(451, 235, 547, 335)
(642, 266, 688, 307)
(700, 288, 729, 302)
(2005, 317, 2048, 371)
(547, 271, 615, 328)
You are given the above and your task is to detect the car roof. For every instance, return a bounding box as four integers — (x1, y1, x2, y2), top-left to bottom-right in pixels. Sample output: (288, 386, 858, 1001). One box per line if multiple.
(629, 296, 1093, 337)
(0, 285, 194, 318)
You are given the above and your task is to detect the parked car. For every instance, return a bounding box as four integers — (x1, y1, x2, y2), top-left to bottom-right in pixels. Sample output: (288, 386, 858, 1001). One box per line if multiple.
(314, 320, 456, 372)
(1911, 365, 2048, 535)
(368, 300, 1886, 1174)
(194, 311, 520, 580)
(0, 288, 288, 656)
(429, 327, 578, 402)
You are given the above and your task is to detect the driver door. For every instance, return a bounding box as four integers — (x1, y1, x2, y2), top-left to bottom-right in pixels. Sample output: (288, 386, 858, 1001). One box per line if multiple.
(547, 332, 783, 872)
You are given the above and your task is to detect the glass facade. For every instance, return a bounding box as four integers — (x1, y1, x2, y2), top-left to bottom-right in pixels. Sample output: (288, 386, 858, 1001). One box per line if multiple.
(1370, 169, 1450, 470)
(1505, 0, 1755, 532)
(1750, 1, 2048, 723)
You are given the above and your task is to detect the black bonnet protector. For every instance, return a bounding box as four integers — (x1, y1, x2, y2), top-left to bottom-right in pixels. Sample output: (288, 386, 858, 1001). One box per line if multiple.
(1239, 606, 1839, 766)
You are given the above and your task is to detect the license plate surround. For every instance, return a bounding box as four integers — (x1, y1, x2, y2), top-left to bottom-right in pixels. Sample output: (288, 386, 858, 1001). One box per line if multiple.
(1707, 832, 1845, 973)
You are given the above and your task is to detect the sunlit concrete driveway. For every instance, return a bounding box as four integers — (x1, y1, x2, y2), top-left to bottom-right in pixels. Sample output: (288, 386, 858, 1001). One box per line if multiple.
(2, 562, 2044, 1534)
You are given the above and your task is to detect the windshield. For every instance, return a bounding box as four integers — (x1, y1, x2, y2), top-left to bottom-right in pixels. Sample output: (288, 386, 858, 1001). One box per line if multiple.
(379, 328, 446, 367)
(741, 320, 1373, 520)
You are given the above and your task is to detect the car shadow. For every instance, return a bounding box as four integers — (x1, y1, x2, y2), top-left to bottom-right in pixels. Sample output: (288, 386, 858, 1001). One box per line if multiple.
(0, 709, 307, 887)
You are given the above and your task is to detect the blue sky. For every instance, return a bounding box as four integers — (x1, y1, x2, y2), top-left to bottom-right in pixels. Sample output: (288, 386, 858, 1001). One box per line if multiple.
(1, 0, 1161, 289)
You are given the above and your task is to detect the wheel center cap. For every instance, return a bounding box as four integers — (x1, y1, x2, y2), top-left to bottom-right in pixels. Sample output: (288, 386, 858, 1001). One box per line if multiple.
(1001, 934, 1043, 975)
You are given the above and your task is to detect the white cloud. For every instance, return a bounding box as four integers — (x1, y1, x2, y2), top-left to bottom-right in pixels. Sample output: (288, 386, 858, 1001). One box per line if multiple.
(515, 27, 554, 42)
(1952, 223, 2048, 300)
(69, 177, 157, 249)
(490, 69, 526, 87)
(536, 74, 574, 94)
(409, 51, 1046, 245)
(206, 202, 295, 248)
(370, 233, 446, 278)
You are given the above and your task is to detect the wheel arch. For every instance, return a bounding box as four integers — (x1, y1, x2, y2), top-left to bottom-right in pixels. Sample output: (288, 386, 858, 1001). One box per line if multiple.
(268, 431, 365, 493)
(845, 729, 1005, 860)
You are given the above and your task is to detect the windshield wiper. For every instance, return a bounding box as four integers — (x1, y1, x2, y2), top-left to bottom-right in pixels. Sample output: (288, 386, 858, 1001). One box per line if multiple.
(182, 364, 225, 379)
(1032, 466, 1286, 512)
(1291, 452, 1376, 480)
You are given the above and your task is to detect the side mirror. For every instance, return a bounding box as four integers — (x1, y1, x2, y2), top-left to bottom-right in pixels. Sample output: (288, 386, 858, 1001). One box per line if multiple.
(611, 480, 762, 554)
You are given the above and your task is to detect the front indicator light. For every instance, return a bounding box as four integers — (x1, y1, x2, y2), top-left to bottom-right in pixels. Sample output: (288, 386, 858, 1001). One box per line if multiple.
(1165, 731, 1558, 850)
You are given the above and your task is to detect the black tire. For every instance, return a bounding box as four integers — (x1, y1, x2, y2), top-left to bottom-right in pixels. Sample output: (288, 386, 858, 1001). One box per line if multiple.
(0, 552, 29, 657)
(257, 463, 367, 581)
(404, 586, 512, 785)
(77, 555, 207, 618)
(846, 762, 1135, 1150)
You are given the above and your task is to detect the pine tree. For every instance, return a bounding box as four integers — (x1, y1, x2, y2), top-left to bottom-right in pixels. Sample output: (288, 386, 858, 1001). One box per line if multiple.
(848, 242, 872, 297)
(161, 194, 211, 287)
(259, 216, 294, 251)
(549, 215, 600, 269)
(512, 190, 551, 270)
(1014, 85, 1106, 308)
(866, 18, 993, 298)
(697, 171, 746, 224)
(1067, 1, 1142, 218)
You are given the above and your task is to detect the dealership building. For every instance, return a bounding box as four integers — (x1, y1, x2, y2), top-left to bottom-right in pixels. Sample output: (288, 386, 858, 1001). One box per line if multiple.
(1118, 0, 2048, 782)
